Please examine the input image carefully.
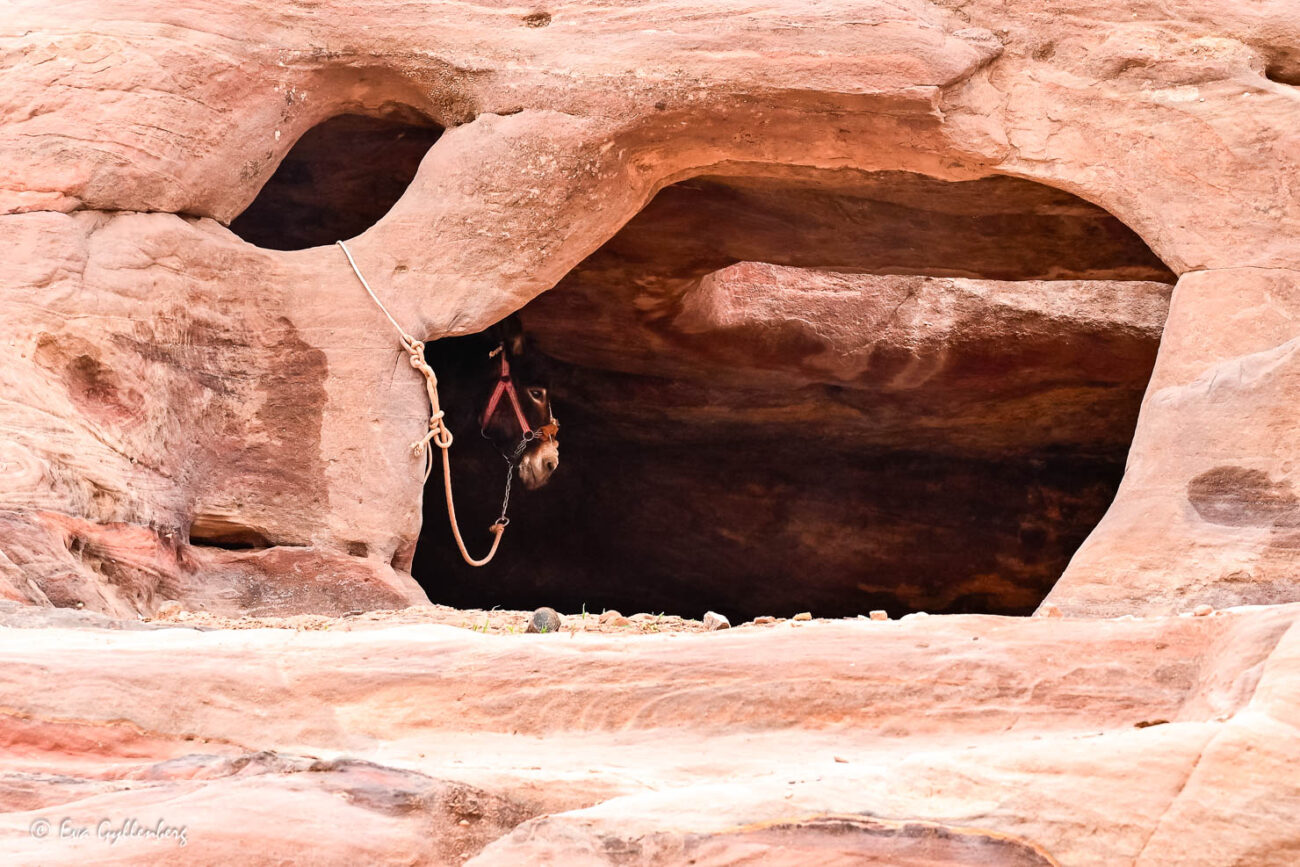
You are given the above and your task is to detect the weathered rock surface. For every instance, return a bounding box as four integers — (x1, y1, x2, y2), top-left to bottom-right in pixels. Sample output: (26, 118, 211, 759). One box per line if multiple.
(0, 605, 1296, 863)
(1047, 266, 1300, 615)
(3, 2, 1300, 862)
(0, 0, 1298, 616)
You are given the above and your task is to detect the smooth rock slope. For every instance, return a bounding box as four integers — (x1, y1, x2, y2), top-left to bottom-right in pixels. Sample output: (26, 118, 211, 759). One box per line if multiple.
(0, 604, 1296, 864)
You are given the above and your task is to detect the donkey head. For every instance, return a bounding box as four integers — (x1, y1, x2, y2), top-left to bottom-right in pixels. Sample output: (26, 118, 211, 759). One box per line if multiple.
(480, 318, 559, 490)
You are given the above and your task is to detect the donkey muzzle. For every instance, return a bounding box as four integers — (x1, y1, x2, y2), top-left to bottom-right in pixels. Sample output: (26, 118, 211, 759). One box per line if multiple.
(518, 439, 560, 490)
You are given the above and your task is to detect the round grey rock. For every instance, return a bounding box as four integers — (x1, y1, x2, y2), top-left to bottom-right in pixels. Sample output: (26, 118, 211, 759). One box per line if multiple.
(526, 607, 562, 634)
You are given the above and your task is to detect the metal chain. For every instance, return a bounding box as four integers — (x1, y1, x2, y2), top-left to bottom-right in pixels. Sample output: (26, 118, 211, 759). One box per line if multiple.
(495, 437, 530, 527)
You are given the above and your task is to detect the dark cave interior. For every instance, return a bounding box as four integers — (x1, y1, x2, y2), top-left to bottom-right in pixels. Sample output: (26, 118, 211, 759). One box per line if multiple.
(409, 172, 1174, 621)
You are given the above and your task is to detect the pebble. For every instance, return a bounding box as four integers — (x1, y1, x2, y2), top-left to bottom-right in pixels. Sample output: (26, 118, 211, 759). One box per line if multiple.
(753, 616, 776, 625)
(833, 755, 849, 764)
(458, 819, 470, 826)
(792, 611, 812, 621)
(869, 610, 888, 621)
(702, 611, 730, 631)
(1193, 604, 1214, 617)
(1042, 604, 1064, 618)
(526, 607, 562, 634)
(598, 609, 623, 625)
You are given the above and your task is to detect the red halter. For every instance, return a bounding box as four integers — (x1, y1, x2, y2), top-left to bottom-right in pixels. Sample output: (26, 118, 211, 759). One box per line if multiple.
(480, 349, 533, 437)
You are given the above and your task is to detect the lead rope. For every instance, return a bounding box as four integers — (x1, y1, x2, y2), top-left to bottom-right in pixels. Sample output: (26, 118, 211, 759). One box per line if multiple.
(336, 240, 506, 567)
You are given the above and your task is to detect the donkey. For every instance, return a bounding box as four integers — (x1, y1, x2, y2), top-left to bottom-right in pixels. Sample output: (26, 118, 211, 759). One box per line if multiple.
(424, 315, 559, 491)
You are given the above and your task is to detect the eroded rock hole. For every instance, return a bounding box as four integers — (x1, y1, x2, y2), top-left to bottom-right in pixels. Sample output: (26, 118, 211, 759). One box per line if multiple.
(229, 111, 443, 250)
(412, 170, 1174, 622)
(1265, 63, 1300, 87)
(189, 515, 275, 550)
(1262, 47, 1300, 87)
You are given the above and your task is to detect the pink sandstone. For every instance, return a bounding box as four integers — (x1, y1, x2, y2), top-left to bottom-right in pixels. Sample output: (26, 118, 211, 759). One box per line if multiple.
(0, 604, 1295, 863)
(0, 0, 1298, 616)
(0, 0, 1298, 862)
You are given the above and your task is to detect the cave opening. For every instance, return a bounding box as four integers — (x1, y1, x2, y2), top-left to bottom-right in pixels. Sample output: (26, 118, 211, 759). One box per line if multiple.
(411, 169, 1176, 623)
(229, 110, 443, 250)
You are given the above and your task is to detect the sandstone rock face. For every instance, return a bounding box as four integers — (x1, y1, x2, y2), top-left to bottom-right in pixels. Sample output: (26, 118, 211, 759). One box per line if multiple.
(6, 2, 1300, 862)
(1047, 266, 1300, 615)
(0, 605, 1296, 864)
(1, 3, 1299, 615)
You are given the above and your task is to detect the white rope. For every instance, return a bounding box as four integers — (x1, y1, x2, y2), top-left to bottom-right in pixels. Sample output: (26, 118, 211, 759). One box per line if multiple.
(336, 239, 417, 347)
(336, 240, 506, 567)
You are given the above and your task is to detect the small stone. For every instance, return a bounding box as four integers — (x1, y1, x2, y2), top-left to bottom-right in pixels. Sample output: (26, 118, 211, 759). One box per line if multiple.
(753, 616, 776, 625)
(1042, 604, 1064, 618)
(598, 609, 623, 625)
(609, 616, 631, 627)
(458, 819, 470, 826)
(1193, 604, 1214, 617)
(155, 601, 183, 619)
(869, 610, 888, 621)
(792, 611, 812, 621)
(526, 607, 562, 633)
(833, 755, 849, 763)
(702, 611, 730, 630)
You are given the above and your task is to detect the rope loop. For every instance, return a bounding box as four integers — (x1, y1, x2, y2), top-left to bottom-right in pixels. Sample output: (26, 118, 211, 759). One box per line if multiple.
(432, 423, 454, 450)
(337, 239, 509, 567)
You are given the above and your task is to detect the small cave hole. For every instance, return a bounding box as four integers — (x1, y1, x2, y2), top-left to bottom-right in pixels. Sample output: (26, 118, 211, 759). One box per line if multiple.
(229, 111, 444, 250)
(409, 170, 1174, 623)
(1265, 63, 1300, 87)
(189, 516, 275, 550)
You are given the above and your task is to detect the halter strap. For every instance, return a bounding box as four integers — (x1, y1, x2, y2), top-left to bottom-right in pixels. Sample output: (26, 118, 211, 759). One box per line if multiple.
(481, 350, 533, 437)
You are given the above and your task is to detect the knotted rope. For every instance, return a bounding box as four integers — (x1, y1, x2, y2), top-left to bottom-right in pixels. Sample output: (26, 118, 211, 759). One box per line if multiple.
(336, 240, 505, 567)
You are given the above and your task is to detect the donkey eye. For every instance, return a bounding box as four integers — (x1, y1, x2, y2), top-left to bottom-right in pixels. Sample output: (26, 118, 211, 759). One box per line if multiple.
(527, 387, 546, 402)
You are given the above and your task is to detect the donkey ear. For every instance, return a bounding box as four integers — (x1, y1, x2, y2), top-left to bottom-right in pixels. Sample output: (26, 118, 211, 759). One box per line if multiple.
(498, 314, 526, 356)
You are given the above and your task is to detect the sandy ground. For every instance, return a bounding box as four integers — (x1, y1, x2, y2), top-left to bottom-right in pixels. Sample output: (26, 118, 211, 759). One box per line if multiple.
(146, 603, 845, 634)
